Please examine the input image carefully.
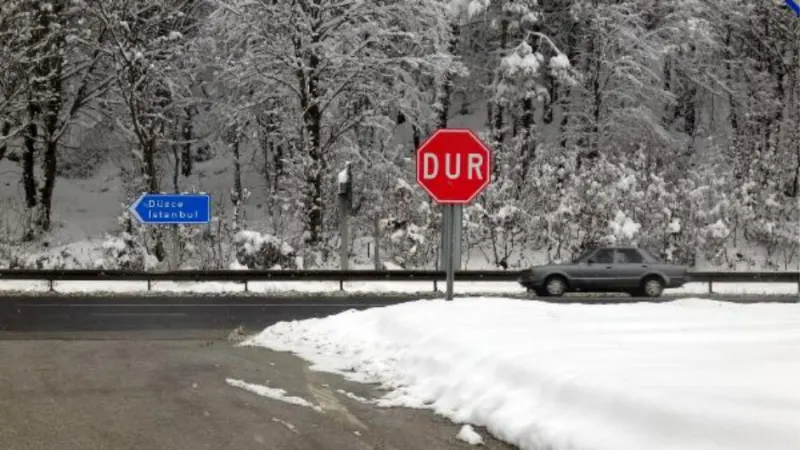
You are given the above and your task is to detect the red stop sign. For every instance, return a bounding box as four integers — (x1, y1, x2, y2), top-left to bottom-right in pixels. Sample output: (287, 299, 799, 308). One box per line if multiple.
(416, 129, 492, 204)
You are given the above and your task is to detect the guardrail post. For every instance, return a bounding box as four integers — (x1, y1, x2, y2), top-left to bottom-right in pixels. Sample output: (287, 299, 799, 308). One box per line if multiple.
(48, 279, 54, 292)
(708, 280, 713, 294)
(433, 280, 437, 292)
(244, 280, 249, 293)
(339, 280, 344, 291)
(147, 280, 151, 291)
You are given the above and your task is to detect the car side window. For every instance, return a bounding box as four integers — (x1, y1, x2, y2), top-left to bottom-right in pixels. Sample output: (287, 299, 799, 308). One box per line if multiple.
(617, 249, 644, 263)
(593, 249, 614, 264)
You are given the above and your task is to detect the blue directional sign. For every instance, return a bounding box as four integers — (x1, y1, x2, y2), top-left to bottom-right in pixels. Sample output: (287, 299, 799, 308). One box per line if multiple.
(786, 0, 800, 16)
(129, 193, 211, 225)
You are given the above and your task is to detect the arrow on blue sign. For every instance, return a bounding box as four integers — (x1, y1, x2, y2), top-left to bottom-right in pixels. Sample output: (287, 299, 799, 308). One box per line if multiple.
(129, 193, 211, 225)
(786, 0, 800, 16)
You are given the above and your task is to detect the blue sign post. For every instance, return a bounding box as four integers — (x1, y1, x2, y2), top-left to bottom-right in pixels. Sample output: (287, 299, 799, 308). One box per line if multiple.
(786, 0, 800, 16)
(129, 193, 211, 225)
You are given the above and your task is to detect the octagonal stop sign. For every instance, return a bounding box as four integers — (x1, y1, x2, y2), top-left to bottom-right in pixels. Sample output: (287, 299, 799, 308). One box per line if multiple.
(416, 129, 492, 204)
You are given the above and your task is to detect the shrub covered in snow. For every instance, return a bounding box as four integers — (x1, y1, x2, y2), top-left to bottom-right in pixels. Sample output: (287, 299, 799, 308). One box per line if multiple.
(99, 233, 155, 270)
(14, 248, 83, 270)
(378, 178, 438, 269)
(233, 230, 297, 269)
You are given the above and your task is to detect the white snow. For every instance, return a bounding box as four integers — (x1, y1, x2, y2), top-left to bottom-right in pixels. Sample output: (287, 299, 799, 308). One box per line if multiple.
(500, 42, 542, 76)
(667, 218, 681, 234)
(457, 425, 484, 446)
(549, 52, 570, 70)
(336, 389, 374, 404)
(225, 378, 323, 412)
(609, 211, 641, 241)
(271, 417, 299, 434)
(234, 230, 295, 258)
(706, 219, 731, 239)
(242, 298, 800, 450)
(337, 168, 349, 185)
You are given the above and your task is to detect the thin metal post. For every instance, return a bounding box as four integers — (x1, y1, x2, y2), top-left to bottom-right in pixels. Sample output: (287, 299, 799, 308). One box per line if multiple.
(452, 205, 463, 270)
(373, 214, 381, 269)
(339, 196, 350, 271)
(439, 205, 446, 270)
(444, 204, 455, 301)
(170, 225, 179, 270)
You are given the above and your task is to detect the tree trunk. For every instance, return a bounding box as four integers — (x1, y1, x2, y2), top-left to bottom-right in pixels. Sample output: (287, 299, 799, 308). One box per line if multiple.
(172, 140, 180, 192)
(0, 121, 10, 162)
(231, 121, 243, 231)
(491, 19, 509, 152)
(180, 107, 193, 177)
(300, 43, 324, 246)
(37, 138, 58, 231)
(518, 96, 535, 191)
(142, 138, 159, 193)
(36, 17, 65, 232)
(436, 24, 460, 129)
(22, 102, 38, 210)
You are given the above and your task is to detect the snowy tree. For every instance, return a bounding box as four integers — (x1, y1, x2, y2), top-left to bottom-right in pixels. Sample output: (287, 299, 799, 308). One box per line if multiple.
(210, 0, 454, 250)
(92, 0, 208, 258)
(0, 0, 115, 239)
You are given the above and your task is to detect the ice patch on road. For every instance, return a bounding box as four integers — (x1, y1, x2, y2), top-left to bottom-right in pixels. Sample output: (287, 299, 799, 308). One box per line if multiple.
(271, 417, 299, 434)
(226, 378, 323, 412)
(336, 389, 375, 404)
(243, 297, 800, 450)
(457, 425, 484, 446)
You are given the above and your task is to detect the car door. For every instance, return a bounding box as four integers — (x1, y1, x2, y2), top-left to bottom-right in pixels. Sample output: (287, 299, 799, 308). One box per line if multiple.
(562, 249, 598, 289)
(584, 248, 615, 290)
(613, 248, 648, 288)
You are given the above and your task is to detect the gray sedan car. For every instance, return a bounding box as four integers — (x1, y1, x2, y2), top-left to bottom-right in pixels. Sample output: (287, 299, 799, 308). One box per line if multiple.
(518, 247, 690, 297)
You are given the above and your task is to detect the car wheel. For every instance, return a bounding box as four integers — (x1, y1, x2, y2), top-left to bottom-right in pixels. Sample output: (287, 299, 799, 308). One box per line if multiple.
(544, 276, 567, 297)
(641, 277, 665, 298)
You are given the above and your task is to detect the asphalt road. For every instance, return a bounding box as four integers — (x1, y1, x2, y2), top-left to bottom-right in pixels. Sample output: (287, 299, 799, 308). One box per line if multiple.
(0, 294, 521, 450)
(0, 295, 428, 338)
(1, 293, 796, 337)
(0, 339, 517, 450)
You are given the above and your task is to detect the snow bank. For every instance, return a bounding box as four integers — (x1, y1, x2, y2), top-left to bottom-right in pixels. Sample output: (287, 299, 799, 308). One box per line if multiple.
(457, 425, 484, 445)
(243, 298, 800, 450)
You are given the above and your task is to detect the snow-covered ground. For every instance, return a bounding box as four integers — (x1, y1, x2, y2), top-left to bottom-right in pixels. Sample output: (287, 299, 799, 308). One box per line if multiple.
(0, 279, 797, 296)
(241, 297, 800, 450)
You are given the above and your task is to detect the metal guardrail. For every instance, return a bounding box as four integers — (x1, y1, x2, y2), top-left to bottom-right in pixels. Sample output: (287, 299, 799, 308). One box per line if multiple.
(0, 269, 797, 287)
(0, 269, 521, 282)
(0, 269, 797, 282)
(688, 272, 798, 283)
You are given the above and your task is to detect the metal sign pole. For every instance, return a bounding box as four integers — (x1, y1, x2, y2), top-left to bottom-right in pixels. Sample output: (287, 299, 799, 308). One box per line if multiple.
(170, 225, 179, 270)
(444, 204, 455, 301)
(439, 205, 446, 271)
(452, 204, 463, 270)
